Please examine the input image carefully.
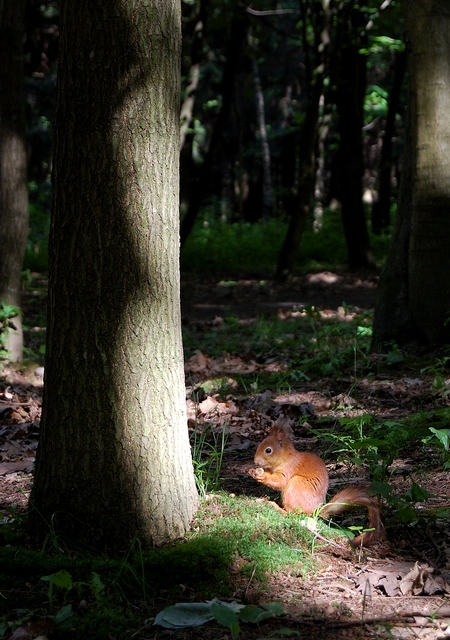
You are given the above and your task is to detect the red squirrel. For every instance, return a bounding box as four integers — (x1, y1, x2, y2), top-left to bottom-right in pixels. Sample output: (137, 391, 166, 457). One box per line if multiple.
(248, 418, 383, 547)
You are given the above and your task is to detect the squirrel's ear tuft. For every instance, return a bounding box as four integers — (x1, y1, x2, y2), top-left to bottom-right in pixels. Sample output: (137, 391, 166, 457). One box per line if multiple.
(271, 416, 294, 439)
(268, 426, 285, 441)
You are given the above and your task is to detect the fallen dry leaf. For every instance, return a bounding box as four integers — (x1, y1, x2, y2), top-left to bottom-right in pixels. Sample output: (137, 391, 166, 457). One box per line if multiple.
(0, 459, 34, 475)
(354, 561, 450, 597)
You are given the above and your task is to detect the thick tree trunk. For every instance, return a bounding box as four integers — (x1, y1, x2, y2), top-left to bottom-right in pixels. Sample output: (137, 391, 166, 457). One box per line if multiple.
(0, 0, 29, 361)
(29, 0, 198, 551)
(372, 0, 450, 348)
(406, 1, 450, 344)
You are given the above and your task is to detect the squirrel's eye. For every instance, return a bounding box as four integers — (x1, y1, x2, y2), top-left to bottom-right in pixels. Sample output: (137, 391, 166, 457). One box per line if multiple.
(265, 447, 272, 454)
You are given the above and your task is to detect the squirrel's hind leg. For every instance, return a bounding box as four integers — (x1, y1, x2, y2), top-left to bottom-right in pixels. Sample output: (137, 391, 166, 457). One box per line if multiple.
(282, 475, 328, 514)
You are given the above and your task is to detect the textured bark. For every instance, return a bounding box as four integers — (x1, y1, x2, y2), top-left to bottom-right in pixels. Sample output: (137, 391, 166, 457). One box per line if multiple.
(407, 1, 450, 344)
(372, 0, 450, 348)
(29, 0, 198, 550)
(0, 0, 29, 361)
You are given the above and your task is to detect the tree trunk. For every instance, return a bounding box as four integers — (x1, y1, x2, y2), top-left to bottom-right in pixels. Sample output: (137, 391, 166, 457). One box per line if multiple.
(276, 81, 322, 280)
(372, 0, 450, 348)
(29, 0, 198, 551)
(250, 46, 274, 220)
(275, 0, 331, 281)
(180, 0, 208, 151)
(334, 4, 374, 269)
(371, 50, 406, 235)
(180, 9, 248, 247)
(180, 61, 201, 152)
(371, 92, 416, 349)
(407, 0, 450, 344)
(0, 0, 29, 361)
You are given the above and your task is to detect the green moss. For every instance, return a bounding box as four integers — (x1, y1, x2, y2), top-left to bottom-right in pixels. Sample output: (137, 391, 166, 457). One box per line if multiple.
(0, 494, 321, 638)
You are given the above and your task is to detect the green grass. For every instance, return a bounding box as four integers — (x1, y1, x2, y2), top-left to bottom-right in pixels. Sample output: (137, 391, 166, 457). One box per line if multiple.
(181, 209, 392, 275)
(184, 306, 374, 383)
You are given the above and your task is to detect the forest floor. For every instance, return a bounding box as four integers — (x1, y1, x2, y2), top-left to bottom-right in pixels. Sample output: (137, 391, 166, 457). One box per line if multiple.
(1, 269, 450, 640)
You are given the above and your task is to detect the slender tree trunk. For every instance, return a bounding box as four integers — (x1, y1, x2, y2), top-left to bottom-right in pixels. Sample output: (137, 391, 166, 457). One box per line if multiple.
(180, 9, 248, 247)
(278, 87, 298, 222)
(276, 0, 331, 280)
(372, 50, 406, 235)
(0, 0, 29, 361)
(334, 3, 374, 269)
(372, 0, 450, 348)
(29, 0, 198, 551)
(180, 61, 200, 152)
(276, 80, 323, 280)
(313, 104, 332, 232)
(180, 0, 208, 151)
(250, 46, 274, 219)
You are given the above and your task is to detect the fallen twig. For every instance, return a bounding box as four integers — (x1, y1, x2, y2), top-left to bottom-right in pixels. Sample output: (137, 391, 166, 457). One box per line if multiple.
(287, 608, 450, 629)
(302, 525, 351, 553)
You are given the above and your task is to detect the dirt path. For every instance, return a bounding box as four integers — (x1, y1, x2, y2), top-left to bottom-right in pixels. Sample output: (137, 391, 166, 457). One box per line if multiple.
(181, 269, 379, 322)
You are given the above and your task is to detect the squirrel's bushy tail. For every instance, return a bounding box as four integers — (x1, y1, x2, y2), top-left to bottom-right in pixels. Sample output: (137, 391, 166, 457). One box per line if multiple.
(320, 486, 384, 547)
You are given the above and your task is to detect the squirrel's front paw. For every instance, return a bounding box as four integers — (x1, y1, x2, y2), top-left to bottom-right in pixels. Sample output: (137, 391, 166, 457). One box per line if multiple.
(248, 467, 265, 480)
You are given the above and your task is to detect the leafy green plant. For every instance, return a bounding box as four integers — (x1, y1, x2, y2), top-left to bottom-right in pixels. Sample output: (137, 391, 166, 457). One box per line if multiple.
(385, 341, 406, 366)
(311, 415, 432, 529)
(422, 427, 450, 469)
(41, 569, 73, 610)
(41, 569, 105, 610)
(311, 414, 409, 482)
(0, 301, 21, 357)
(420, 356, 450, 398)
(371, 480, 430, 528)
(191, 422, 228, 497)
